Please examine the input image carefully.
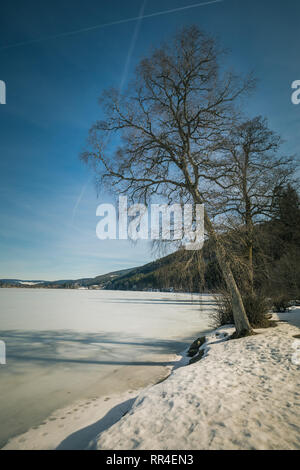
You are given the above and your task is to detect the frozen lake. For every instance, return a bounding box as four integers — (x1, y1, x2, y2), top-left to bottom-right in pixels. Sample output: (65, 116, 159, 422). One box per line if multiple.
(0, 288, 215, 448)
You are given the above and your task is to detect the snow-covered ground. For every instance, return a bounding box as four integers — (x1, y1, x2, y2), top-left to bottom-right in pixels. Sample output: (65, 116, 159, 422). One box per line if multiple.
(18, 282, 43, 286)
(91, 309, 300, 451)
(2, 291, 299, 450)
(0, 289, 213, 449)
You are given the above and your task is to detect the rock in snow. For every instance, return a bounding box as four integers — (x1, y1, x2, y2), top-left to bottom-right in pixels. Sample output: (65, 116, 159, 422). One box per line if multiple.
(93, 310, 300, 450)
(187, 337, 206, 357)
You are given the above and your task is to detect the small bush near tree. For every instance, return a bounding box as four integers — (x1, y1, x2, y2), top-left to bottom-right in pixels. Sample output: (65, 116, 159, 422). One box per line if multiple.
(272, 295, 291, 313)
(212, 290, 273, 329)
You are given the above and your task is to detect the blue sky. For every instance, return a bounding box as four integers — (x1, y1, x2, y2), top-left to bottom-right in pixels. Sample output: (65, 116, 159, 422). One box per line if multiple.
(0, 0, 299, 280)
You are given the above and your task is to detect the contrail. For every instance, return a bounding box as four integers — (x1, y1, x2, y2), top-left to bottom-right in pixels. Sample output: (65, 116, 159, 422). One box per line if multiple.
(0, 0, 223, 51)
(72, 1, 147, 222)
(71, 180, 90, 225)
(120, 0, 147, 93)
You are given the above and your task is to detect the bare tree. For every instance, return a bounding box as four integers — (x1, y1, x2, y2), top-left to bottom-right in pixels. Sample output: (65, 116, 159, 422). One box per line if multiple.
(214, 116, 296, 291)
(82, 26, 255, 336)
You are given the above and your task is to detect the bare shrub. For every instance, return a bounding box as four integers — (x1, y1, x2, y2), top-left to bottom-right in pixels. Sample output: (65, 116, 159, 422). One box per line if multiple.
(211, 290, 234, 328)
(272, 295, 291, 313)
(212, 290, 272, 329)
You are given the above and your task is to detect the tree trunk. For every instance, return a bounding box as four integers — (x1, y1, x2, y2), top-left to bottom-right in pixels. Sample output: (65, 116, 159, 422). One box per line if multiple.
(248, 242, 254, 293)
(245, 205, 254, 293)
(203, 210, 253, 336)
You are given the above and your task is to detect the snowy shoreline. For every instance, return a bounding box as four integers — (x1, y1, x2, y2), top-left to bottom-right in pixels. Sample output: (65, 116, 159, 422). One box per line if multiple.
(2, 355, 178, 450)
(3, 308, 300, 450)
(0, 289, 213, 449)
(93, 309, 300, 451)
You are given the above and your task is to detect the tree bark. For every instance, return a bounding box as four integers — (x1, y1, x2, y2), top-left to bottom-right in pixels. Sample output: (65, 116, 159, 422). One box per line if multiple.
(204, 210, 253, 336)
(245, 192, 254, 294)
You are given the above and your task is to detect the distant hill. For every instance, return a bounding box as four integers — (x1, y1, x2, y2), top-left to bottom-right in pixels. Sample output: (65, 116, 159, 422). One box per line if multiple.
(0, 268, 137, 289)
(0, 279, 45, 286)
(104, 248, 221, 293)
(0, 248, 221, 292)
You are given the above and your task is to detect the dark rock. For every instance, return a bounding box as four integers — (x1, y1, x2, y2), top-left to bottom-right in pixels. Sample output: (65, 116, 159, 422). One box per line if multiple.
(189, 349, 205, 365)
(187, 336, 206, 357)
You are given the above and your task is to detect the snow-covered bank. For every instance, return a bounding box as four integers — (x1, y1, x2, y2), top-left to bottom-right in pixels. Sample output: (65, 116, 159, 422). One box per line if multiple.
(3, 303, 299, 450)
(91, 309, 300, 450)
(2, 390, 142, 450)
(1, 290, 212, 449)
(0, 290, 214, 448)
